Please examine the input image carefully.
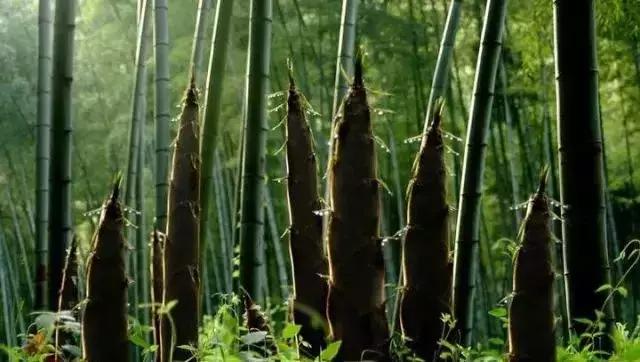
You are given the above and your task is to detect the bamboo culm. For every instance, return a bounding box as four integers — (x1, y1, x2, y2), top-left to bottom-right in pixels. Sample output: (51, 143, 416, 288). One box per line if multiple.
(421, 0, 463, 136)
(48, 0, 77, 309)
(199, 0, 235, 295)
(451, 0, 507, 345)
(554, 0, 614, 351)
(238, 0, 273, 303)
(35, 0, 53, 310)
(154, 0, 171, 231)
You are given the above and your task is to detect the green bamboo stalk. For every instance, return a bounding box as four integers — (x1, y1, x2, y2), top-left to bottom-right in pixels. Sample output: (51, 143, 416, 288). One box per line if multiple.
(35, 0, 52, 310)
(508, 173, 555, 361)
(199, 0, 234, 295)
(163, 80, 201, 361)
(125, 0, 151, 211)
(48, 0, 77, 309)
(213, 151, 231, 292)
(154, 0, 171, 231)
(324, 0, 360, 247)
(554, 0, 614, 351)
(327, 55, 389, 360)
(190, 0, 211, 87)
(238, 0, 272, 302)
(82, 181, 129, 362)
(331, 0, 359, 119)
(401, 107, 451, 360)
(135, 83, 149, 327)
(451, 0, 507, 345)
(421, 0, 462, 135)
(126, 0, 151, 325)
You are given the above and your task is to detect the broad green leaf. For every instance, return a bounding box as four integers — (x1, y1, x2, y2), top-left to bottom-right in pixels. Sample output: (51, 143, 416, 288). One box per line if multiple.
(319, 341, 341, 361)
(282, 323, 302, 339)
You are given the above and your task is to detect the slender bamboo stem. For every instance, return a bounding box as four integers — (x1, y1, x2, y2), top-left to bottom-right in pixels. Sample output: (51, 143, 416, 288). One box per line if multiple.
(451, 0, 507, 345)
(238, 0, 273, 302)
(35, 0, 53, 310)
(421, 0, 463, 137)
(48, 0, 77, 309)
(154, 0, 171, 231)
(190, 0, 211, 87)
(200, 0, 235, 295)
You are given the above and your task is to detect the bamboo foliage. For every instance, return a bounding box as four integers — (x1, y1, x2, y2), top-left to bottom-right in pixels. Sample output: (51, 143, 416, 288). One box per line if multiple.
(238, 0, 273, 302)
(554, 0, 614, 349)
(35, 0, 53, 310)
(48, 0, 77, 309)
(451, 0, 507, 345)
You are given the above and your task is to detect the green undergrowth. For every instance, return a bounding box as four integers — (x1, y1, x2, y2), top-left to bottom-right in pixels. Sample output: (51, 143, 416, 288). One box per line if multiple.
(4, 295, 640, 361)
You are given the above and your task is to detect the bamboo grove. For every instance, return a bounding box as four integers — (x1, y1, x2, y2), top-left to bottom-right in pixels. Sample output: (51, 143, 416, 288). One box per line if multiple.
(1, 0, 640, 361)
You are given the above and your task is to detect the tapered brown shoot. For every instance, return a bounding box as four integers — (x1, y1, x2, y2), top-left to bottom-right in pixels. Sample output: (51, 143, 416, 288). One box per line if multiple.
(327, 51, 390, 361)
(162, 78, 201, 361)
(241, 288, 278, 356)
(508, 168, 555, 361)
(150, 229, 166, 362)
(285, 68, 328, 355)
(82, 178, 129, 362)
(400, 102, 451, 360)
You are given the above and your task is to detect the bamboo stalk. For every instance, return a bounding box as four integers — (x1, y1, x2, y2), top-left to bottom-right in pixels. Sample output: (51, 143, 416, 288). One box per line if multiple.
(451, 0, 507, 345)
(421, 0, 463, 136)
(554, 0, 614, 351)
(190, 0, 211, 87)
(200, 0, 235, 296)
(48, 0, 77, 309)
(35, 0, 53, 310)
(238, 0, 273, 302)
(154, 0, 171, 231)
